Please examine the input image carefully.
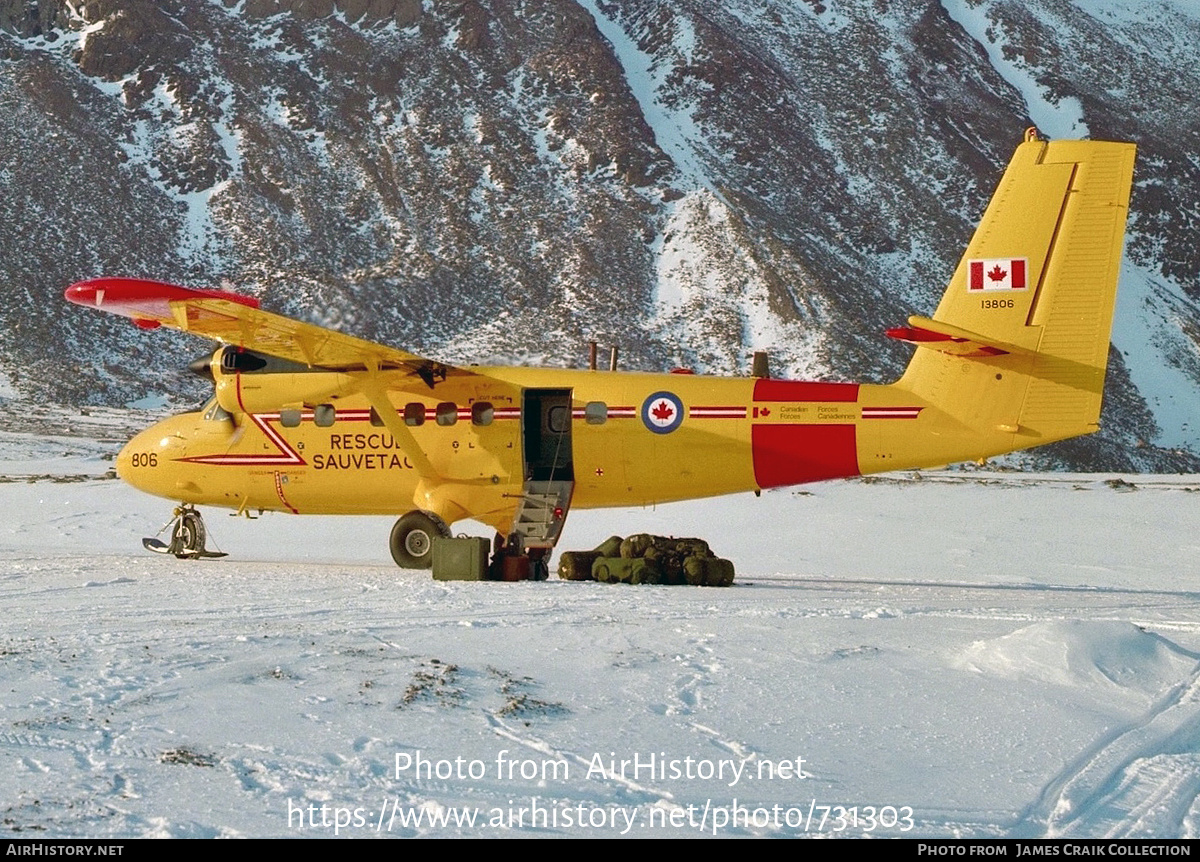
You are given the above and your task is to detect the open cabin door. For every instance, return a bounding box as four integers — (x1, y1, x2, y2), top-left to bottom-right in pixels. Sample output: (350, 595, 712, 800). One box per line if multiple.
(512, 388, 574, 549)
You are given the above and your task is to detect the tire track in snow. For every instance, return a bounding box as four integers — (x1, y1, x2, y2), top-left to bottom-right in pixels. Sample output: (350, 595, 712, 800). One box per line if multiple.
(1011, 662, 1200, 837)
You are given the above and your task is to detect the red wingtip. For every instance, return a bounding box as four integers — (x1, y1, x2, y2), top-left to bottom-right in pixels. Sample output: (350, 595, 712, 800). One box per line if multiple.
(64, 277, 261, 317)
(64, 281, 100, 305)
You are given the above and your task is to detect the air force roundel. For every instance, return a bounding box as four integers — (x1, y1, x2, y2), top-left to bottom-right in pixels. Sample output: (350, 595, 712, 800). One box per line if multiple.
(641, 391, 684, 434)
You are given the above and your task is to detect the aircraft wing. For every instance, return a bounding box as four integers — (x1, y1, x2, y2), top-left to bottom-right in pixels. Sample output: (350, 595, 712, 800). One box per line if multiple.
(65, 277, 456, 385)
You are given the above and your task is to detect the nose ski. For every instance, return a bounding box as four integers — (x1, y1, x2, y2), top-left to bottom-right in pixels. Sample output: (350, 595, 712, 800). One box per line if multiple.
(142, 505, 227, 559)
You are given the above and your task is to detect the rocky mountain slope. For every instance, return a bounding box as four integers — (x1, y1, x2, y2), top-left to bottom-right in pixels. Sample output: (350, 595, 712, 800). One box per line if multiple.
(1, 0, 1197, 470)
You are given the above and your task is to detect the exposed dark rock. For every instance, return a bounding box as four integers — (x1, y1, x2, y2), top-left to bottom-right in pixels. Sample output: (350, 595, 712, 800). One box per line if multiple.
(0, 0, 1197, 471)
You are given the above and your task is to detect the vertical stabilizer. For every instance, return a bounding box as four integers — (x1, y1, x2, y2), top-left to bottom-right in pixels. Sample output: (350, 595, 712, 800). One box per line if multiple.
(895, 135, 1136, 452)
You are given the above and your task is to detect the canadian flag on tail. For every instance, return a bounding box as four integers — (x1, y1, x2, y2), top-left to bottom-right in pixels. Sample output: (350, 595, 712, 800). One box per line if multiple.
(968, 258, 1028, 291)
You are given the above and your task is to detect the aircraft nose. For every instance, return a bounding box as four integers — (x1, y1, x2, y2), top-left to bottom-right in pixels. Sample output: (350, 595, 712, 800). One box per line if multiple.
(115, 438, 133, 483)
(116, 423, 183, 498)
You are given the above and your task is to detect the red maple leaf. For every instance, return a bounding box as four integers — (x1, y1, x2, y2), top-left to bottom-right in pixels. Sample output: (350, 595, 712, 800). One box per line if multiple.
(651, 400, 674, 421)
(760, 407, 770, 417)
(987, 265, 1008, 282)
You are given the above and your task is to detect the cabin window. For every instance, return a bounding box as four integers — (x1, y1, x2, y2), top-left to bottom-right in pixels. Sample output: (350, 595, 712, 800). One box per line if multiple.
(548, 405, 570, 434)
(584, 401, 607, 425)
(313, 404, 335, 427)
(436, 402, 458, 426)
(279, 409, 301, 428)
(369, 407, 385, 427)
(472, 402, 494, 426)
(404, 402, 425, 427)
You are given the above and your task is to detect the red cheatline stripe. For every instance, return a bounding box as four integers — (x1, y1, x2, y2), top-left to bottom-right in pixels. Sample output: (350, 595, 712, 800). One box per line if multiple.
(179, 454, 300, 465)
(573, 407, 637, 419)
(689, 406, 747, 419)
(248, 413, 306, 463)
(862, 407, 923, 419)
(179, 412, 306, 466)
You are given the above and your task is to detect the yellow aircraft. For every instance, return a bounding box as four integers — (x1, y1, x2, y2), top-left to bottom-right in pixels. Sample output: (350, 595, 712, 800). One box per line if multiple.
(65, 132, 1135, 570)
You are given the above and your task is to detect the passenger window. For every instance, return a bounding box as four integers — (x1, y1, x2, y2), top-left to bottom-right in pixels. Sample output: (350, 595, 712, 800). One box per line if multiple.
(404, 403, 425, 427)
(472, 402, 494, 426)
(369, 407, 385, 427)
(313, 404, 335, 427)
(279, 409, 301, 428)
(436, 402, 458, 426)
(548, 405, 570, 433)
(584, 402, 607, 425)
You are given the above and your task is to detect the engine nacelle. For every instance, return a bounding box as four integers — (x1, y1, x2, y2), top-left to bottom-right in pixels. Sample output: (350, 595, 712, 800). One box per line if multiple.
(208, 346, 354, 414)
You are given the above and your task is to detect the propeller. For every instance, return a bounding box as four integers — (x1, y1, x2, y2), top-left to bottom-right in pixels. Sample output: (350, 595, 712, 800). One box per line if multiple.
(188, 352, 215, 379)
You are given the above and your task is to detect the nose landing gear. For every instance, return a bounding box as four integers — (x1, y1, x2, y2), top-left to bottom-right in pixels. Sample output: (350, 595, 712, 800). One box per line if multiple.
(143, 505, 228, 559)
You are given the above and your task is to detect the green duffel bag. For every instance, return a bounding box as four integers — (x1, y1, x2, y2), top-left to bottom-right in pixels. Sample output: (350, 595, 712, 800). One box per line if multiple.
(659, 552, 687, 586)
(683, 555, 708, 586)
(630, 558, 664, 585)
(592, 557, 619, 583)
(592, 556, 661, 584)
(707, 557, 736, 587)
(620, 533, 655, 558)
(593, 535, 624, 557)
(682, 555, 735, 587)
(673, 537, 712, 558)
(559, 551, 600, 581)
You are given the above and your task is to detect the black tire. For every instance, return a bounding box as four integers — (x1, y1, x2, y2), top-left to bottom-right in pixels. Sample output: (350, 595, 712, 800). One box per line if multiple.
(389, 511, 449, 569)
(170, 511, 205, 558)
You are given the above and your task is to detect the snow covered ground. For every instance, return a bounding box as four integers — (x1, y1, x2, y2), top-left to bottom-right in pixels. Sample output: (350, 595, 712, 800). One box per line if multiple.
(3, 429, 1200, 838)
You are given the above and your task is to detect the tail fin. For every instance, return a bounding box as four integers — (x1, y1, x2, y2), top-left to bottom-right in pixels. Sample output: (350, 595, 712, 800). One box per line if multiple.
(893, 134, 1136, 453)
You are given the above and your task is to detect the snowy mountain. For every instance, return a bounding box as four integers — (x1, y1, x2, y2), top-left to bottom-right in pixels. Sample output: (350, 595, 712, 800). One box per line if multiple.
(4, 428, 1200, 837)
(1, 0, 1198, 471)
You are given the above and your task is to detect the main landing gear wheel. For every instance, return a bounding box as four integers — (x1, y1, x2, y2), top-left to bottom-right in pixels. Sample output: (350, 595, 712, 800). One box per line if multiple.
(390, 511, 450, 569)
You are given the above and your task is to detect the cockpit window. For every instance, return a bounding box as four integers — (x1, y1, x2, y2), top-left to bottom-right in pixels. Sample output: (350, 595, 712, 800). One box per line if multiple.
(195, 400, 230, 422)
(200, 396, 231, 422)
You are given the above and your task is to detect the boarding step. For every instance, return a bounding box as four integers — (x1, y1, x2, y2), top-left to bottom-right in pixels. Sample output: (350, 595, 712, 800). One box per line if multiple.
(511, 481, 573, 544)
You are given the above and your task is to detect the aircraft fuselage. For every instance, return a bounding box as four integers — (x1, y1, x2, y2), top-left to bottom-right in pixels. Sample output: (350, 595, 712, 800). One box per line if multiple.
(116, 365, 1020, 537)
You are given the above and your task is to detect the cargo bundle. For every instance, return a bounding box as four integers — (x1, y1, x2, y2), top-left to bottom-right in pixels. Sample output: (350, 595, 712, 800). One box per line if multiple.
(558, 534, 735, 587)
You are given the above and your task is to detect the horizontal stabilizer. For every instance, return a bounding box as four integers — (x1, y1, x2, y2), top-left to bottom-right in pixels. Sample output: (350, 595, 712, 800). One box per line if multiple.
(886, 316, 1031, 358)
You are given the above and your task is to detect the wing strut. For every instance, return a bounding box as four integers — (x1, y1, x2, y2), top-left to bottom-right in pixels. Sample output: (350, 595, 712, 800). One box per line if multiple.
(357, 363, 438, 481)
